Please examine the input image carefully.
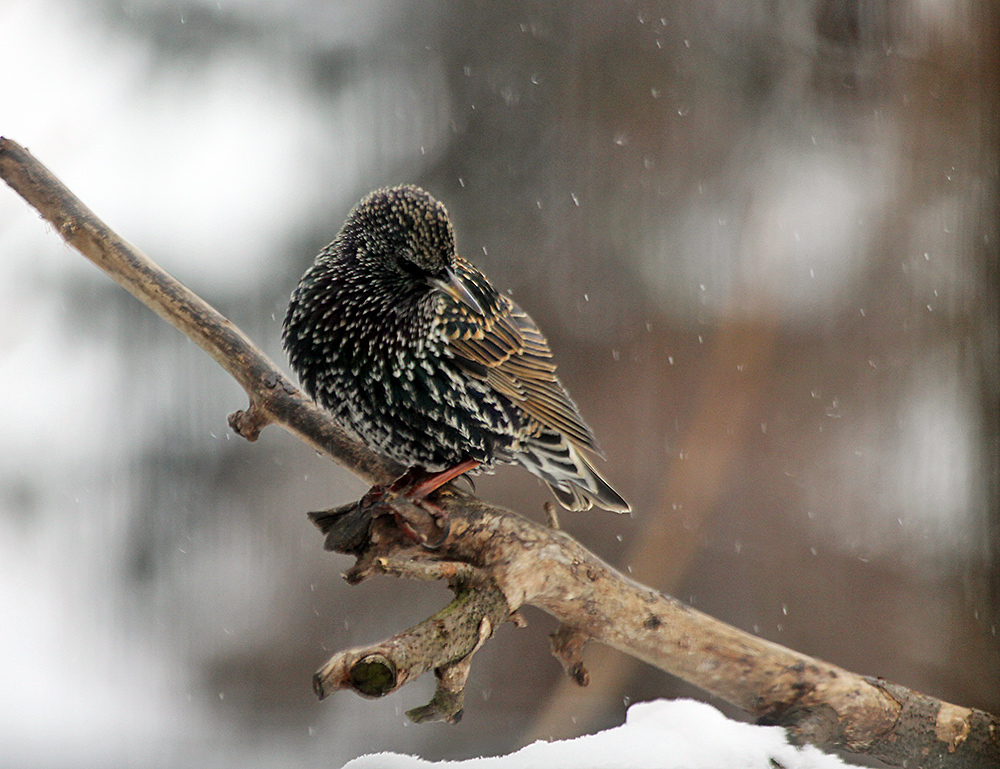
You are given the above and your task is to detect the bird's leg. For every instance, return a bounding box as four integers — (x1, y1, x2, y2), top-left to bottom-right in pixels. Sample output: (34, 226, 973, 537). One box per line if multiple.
(363, 459, 480, 549)
(402, 458, 480, 500)
(404, 459, 480, 548)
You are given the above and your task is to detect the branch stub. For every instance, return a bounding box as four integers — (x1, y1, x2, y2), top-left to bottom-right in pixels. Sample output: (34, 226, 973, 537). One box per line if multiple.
(350, 654, 398, 698)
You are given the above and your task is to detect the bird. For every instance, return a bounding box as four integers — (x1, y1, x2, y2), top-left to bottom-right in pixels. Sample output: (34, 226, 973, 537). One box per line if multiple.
(282, 184, 629, 514)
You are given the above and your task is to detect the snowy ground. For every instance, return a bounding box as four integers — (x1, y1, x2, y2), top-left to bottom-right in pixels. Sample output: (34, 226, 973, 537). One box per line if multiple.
(342, 699, 860, 769)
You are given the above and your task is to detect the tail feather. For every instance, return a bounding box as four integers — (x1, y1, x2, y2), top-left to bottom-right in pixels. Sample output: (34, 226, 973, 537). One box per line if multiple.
(519, 430, 631, 513)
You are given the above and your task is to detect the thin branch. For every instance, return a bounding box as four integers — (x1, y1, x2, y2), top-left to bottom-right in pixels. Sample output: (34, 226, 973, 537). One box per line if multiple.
(311, 555, 508, 724)
(3, 137, 996, 769)
(0, 137, 398, 487)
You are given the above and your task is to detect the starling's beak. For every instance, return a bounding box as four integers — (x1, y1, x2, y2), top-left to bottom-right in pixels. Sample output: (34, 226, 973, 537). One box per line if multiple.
(429, 268, 484, 315)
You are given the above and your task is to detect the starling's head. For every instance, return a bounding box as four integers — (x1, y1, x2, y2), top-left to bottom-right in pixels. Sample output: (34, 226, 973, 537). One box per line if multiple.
(339, 185, 482, 313)
(346, 185, 457, 278)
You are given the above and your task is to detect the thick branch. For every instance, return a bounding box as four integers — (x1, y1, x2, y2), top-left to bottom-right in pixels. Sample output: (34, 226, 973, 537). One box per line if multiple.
(315, 498, 999, 768)
(3, 136, 997, 769)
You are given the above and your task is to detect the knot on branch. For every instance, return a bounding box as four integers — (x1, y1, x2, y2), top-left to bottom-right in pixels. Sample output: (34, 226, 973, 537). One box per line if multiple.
(550, 625, 591, 686)
(228, 401, 272, 442)
(346, 654, 397, 698)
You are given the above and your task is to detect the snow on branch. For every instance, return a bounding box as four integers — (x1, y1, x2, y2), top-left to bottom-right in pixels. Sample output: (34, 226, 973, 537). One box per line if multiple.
(2, 137, 996, 769)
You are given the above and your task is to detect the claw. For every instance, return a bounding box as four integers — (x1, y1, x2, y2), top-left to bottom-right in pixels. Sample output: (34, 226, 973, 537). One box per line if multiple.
(363, 460, 477, 548)
(421, 515, 452, 550)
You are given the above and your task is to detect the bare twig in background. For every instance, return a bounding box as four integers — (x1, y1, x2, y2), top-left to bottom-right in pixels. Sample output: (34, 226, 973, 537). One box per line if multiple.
(3, 137, 996, 769)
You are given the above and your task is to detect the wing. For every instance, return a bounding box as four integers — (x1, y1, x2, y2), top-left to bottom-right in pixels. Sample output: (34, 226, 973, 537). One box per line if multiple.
(437, 259, 602, 456)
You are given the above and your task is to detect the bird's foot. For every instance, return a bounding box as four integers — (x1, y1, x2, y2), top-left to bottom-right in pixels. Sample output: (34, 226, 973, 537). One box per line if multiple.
(407, 497, 451, 550)
(362, 460, 480, 548)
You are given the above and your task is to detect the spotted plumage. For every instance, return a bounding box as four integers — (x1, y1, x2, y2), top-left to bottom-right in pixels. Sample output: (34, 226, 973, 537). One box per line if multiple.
(282, 185, 629, 513)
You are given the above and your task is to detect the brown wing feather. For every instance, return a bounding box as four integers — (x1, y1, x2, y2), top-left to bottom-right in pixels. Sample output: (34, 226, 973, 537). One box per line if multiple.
(442, 264, 600, 454)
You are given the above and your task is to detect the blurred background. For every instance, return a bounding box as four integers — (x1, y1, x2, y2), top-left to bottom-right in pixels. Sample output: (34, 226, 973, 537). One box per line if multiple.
(1, 1, 996, 766)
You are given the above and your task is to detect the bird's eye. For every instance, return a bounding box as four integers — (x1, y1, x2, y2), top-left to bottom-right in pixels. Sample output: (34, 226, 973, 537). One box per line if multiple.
(396, 248, 433, 278)
(397, 249, 428, 278)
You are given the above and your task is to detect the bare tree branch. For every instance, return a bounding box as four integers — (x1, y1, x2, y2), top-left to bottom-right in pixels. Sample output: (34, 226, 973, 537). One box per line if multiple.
(2, 136, 996, 769)
(0, 137, 398, 487)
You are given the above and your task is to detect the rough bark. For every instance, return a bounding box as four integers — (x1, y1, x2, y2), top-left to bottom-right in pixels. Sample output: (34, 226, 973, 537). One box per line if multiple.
(3, 136, 996, 768)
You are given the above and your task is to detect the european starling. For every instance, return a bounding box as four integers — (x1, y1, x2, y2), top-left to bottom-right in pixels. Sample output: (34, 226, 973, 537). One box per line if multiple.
(282, 185, 629, 513)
